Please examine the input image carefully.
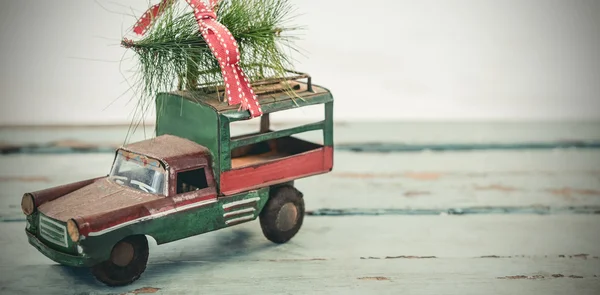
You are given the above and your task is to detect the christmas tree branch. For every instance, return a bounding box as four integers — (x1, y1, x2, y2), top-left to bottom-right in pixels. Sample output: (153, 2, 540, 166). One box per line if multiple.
(124, 0, 303, 108)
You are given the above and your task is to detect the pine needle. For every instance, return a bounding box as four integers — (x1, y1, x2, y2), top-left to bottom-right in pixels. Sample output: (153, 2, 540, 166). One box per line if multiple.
(123, 0, 303, 117)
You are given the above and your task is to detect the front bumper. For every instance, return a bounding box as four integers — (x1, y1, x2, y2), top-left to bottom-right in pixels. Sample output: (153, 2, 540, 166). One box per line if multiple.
(26, 230, 95, 267)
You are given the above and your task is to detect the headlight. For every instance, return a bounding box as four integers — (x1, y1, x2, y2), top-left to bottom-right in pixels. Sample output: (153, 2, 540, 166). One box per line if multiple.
(21, 193, 35, 215)
(67, 219, 80, 242)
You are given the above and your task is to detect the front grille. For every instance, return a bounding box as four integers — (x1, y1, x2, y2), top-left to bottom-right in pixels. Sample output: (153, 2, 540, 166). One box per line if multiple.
(39, 214, 69, 248)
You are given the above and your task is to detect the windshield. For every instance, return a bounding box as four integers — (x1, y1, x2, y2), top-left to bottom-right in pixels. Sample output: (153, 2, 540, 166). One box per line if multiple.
(109, 150, 166, 195)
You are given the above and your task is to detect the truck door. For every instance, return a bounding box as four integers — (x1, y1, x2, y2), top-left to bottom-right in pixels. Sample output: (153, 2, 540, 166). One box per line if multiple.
(152, 165, 218, 243)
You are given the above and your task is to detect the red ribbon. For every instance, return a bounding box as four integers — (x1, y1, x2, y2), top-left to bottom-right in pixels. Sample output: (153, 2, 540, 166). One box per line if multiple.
(131, 0, 263, 118)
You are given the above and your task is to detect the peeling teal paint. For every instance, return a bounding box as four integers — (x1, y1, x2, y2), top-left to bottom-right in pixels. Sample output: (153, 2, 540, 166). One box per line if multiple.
(307, 206, 600, 216)
(4, 141, 600, 155)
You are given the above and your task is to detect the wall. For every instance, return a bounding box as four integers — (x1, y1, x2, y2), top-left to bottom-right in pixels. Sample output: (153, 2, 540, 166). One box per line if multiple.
(0, 0, 599, 125)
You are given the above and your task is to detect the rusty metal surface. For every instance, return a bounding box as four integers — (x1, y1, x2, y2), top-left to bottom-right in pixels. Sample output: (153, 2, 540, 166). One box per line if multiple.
(172, 82, 331, 113)
(38, 178, 161, 222)
(121, 134, 210, 170)
(28, 177, 103, 212)
(171, 70, 321, 112)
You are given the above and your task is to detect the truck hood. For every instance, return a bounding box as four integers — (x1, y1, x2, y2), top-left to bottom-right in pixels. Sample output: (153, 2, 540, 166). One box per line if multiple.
(38, 178, 161, 222)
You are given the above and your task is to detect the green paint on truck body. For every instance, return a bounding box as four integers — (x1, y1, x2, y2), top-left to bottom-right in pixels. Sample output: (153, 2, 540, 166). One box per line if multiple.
(26, 188, 269, 267)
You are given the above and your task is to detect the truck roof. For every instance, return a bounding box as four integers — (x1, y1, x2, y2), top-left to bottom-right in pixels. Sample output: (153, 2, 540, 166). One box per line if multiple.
(167, 73, 333, 122)
(121, 134, 210, 164)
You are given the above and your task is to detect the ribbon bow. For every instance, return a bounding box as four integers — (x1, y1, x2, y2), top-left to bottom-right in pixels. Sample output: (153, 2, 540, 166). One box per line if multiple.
(131, 0, 263, 118)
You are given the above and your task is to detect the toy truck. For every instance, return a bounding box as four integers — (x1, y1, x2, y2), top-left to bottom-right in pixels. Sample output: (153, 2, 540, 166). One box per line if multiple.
(21, 73, 334, 286)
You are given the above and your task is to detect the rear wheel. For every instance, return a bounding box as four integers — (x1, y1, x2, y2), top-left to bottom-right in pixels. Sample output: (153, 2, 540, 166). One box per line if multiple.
(259, 185, 305, 243)
(91, 235, 149, 286)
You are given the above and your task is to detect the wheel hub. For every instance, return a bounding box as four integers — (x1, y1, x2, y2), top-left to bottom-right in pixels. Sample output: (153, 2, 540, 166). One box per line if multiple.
(110, 241, 135, 267)
(276, 202, 298, 231)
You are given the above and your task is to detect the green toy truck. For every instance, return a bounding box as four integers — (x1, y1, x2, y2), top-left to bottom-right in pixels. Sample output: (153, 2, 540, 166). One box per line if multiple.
(21, 74, 334, 286)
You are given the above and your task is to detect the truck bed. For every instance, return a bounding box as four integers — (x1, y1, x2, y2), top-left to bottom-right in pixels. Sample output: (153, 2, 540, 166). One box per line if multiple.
(231, 150, 291, 168)
(229, 133, 322, 168)
(221, 135, 333, 195)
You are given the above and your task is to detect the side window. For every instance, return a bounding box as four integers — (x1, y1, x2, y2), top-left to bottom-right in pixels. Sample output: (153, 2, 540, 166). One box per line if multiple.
(177, 168, 209, 194)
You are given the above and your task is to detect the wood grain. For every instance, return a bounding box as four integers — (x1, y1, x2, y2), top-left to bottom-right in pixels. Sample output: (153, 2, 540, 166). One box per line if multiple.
(2, 122, 600, 146)
(0, 215, 599, 294)
(0, 124, 599, 294)
(2, 149, 599, 221)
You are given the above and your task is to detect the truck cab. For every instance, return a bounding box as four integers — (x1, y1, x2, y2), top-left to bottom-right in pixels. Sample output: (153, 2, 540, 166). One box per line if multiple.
(22, 73, 334, 286)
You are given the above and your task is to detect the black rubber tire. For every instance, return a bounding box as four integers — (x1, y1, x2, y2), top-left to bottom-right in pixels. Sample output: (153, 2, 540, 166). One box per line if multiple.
(91, 235, 149, 287)
(259, 185, 305, 244)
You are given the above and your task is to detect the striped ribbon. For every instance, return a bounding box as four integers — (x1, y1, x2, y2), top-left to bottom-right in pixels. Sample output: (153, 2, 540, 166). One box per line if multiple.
(131, 0, 263, 118)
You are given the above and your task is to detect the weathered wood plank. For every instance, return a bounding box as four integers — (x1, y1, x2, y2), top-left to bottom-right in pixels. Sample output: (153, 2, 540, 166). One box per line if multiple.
(1, 125, 599, 294)
(2, 122, 600, 146)
(2, 257, 599, 295)
(1, 150, 599, 220)
(0, 215, 598, 294)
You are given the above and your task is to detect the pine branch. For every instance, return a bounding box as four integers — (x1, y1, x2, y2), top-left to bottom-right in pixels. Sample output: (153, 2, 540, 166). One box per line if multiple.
(123, 0, 303, 105)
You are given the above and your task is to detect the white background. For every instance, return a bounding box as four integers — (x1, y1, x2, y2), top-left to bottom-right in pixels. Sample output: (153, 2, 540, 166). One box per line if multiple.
(1, 0, 599, 125)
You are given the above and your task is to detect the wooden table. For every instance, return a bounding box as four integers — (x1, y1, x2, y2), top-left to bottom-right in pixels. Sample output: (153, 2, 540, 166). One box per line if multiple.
(1, 122, 599, 294)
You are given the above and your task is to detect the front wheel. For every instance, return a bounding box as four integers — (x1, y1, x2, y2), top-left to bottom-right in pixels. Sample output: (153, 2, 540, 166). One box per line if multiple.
(259, 186, 305, 244)
(91, 235, 149, 286)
